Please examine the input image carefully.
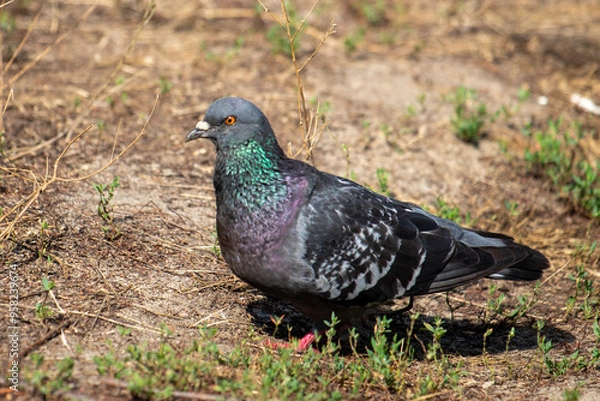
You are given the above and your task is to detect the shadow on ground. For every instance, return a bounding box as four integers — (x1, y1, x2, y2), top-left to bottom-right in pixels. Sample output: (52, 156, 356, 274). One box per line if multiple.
(246, 297, 574, 357)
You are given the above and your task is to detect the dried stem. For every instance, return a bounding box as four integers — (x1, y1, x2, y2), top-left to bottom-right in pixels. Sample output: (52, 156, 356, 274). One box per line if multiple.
(0, 95, 159, 242)
(4, 3, 97, 88)
(0, 0, 159, 241)
(258, 0, 335, 162)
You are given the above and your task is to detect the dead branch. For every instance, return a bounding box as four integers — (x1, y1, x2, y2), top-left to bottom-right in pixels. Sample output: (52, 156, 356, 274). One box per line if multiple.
(0, 95, 159, 242)
(258, 0, 334, 163)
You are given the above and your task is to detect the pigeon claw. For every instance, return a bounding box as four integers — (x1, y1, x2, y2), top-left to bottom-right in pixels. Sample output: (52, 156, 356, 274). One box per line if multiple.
(264, 331, 319, 353)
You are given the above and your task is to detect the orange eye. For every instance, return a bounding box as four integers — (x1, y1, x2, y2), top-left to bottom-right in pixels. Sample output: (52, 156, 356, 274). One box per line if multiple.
(224, 116, 236, 125)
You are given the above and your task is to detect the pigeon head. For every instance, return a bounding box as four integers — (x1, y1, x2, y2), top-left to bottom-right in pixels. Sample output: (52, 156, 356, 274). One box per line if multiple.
(185, 97, 283, 156)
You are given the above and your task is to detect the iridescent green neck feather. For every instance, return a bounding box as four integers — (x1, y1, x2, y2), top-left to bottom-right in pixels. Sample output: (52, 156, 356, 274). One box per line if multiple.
(214, 139, 287, 212)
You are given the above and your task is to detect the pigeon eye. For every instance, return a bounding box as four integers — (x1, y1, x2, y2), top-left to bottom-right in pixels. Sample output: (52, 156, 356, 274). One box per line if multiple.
(224, 116, 236, 125)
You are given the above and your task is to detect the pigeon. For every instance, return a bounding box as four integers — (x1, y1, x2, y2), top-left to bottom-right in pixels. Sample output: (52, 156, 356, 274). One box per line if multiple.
(185, 97, 550, 349)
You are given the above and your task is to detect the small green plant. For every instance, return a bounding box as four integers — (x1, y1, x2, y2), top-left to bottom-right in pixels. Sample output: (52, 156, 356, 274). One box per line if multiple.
(405, 104, 418, 117)
(423, 316, 446, 363)
(485, 283, 505, 318)
(379, 123, 393, 138)
(481, 327, 494, 372)
(405, 93, 427, 117)
(365, 315, 405, 389)
(376, 168, 390, 196)
(92, 176, 122, 240)
(504, 283, 540, 321)
(158, 76, 172, 94)
(565, 251, 599, 320)
(535, 319, 599, 377)
(343, 27, 365, 53)
(266, 2, 300, 56)
(37, 219, 50, 259)
(35, 277, 56, 322)
(35, 302, 54, 321)
(29, 354, 75, 396)
(209, 226, 221, 256)
(523, 118, 599, 218)
(309, 96, 331, 115)
(226, 36, 245, 59)
(505, 326, 516, 354)
(563, 386, 581, 401)
(504, 200, 520, 216)
(0, 10, 16, 34)
(448, 86, 488, 144)
(567, 160, 600, 218)
(432, 196, 473, 226)
(517, 87, 531, 103)
(417, 316, 464, 396)
(352, 0, 388, 26)
(485, 281, 540, 325)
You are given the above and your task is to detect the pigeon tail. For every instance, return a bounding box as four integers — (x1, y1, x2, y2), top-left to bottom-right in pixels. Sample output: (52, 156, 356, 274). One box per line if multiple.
(487, 248, 549, 281)
(414, 229, 549, 295)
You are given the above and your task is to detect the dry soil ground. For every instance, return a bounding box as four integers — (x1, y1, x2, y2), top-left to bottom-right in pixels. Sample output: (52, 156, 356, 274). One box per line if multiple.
(1, 0, 599, 400)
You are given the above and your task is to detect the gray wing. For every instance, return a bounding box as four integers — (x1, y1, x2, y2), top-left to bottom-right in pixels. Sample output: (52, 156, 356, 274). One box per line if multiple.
(300, 174, 542, 308)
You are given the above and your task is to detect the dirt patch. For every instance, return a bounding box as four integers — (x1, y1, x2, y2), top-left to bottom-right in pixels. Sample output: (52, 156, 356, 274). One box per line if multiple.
(1, 1, 599, 400)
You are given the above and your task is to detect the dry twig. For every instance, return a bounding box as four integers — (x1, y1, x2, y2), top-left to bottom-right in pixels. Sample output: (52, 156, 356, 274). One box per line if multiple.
(0, 95, 159, 241)
(258, 0, 335, 162)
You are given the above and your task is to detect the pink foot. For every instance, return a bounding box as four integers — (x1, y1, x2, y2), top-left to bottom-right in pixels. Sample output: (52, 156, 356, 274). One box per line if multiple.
(264, 331, 319, 352)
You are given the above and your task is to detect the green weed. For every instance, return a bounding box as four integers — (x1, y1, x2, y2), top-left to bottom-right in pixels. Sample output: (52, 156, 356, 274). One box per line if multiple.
(37, 219, 50, 259)
(158, 76, 172, 94)
(344, 27, 365, 53)
(484, 280, 541, 325)
(92, 176, 122, 240)
(209, 226, 221, 256)
(405, 93, 427, 117)
(0, 10, 16, 34)
(379, 123, 393, 138)
(563, 386, 582, 401)
(352, 0, 388, 26)
(35, 277, 55, 322)
(517, 87, 531, 102)
(417, 316, 464, 396)
(28, 354, 75, 396)
(523, 118, 600, 218)
(448, 86, 488, 144)
(565, 242, 599, 320)
(266, 2, 300, 56)
(504, 200, 520, 216)
(90, 314, 466, 400)
(432, 196, 473, 226)
(376, 168, 390, 196)
(535, 319, 600, 377)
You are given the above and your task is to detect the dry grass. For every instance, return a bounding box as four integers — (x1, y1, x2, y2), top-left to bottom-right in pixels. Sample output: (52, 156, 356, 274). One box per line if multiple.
(258, 0, 335, 162)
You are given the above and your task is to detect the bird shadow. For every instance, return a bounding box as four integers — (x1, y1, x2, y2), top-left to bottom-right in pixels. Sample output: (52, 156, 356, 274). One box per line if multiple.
(246, 297, 574, 358)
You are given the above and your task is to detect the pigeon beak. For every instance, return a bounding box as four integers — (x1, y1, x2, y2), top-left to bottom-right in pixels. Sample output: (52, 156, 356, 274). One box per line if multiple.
(185, 120, 213, 142)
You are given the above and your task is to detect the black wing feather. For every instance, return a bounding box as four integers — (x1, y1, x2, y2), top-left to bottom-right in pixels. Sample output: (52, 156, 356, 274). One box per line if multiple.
(300, 172, 548, 308)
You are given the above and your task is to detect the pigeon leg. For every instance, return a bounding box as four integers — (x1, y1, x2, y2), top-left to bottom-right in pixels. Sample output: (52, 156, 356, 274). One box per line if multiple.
(297, 331, 318, 351)
(263, 321, 355, 352)
(397, 296, 414, 314)
(264, 330, 319, 352)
